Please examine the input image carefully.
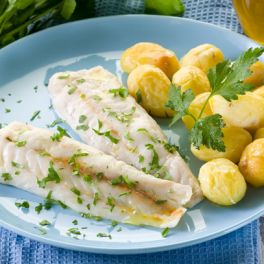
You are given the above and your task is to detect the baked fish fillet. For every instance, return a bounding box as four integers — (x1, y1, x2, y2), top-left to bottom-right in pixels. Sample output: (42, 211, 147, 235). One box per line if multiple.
(48, 66, 203, 207)
(0, 122, 192, 228)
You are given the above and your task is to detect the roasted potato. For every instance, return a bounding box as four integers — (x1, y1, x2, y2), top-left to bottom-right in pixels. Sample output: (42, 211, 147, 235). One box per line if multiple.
(210, 93, 264, 132)
(254, 127, 264, 140)
(244, 61, 264, 87)
(199, 158, 247, 206)
(239, 139, 264, 187)
(172, 65, 211, 96)
(127, 64, 174, 117)
(182, 92, 212, 129)
(180, 44, 224, 73)
(253, 85, 264, 98)
(121, 42, 180, 79)
(191, 127, 252, 163)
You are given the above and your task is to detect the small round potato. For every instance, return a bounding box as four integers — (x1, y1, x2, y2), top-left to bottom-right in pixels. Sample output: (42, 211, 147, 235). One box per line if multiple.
(210, 93, 264, 132)
(191, 127, 252, 163)
(244, 61, 264, 87)
(199, 158, 247, 206)
(239, 139, 264, 187)
(121, 42, 180, 79)
(253, 85, 264, 98)
(172, 65, 211, 96)
(127, 64, 174, 117)
(254, 127, 264, 140)
(180, 44, 224, 73)
(182, 92, 212, 129)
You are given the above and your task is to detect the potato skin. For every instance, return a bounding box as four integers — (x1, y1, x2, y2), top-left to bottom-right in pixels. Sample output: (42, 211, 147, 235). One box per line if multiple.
(210, 93, 264, 132)
(244, 61, 264, 87)
(121, 42, 180, 79)
(254, 127, 264, 140)
(191, 127, 252, 163)
(172, 65, 211, 96)
(239, 139, 264, 187)
(199, 158, 247, 206)
(182, 92, 212, 129)
(253, 85, 264, 98)
(127, 64, 174, 117)
(180, 44, 224, 73)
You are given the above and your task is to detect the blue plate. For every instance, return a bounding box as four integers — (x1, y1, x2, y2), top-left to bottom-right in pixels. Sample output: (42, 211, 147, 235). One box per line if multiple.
(0, 15, 263, 254)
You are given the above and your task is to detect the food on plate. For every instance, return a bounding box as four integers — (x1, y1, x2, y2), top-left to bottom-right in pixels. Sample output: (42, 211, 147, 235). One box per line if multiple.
(253, 85, 264, 98)
(48, 66, 203, 207)
(244, 61, 264, 87)
(0, 122, 193, 228)
(120, 42, 180, 79)
(198, 158, 247, 206)
(191, 127, 252, 163)
(254, 127, 264, 139)
(127, 64, 173, 117)
(172, 65, 211, 96)
(239, 139, 264, 187)
(181, 92, 212, 129)
(180, 44, 224, 73)
(210, 93, 264, 132)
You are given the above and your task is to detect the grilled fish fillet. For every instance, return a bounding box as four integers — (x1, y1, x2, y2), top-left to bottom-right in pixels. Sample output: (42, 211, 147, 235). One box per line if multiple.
(48, 66, 203, 207)
(0, 122, 192, 228)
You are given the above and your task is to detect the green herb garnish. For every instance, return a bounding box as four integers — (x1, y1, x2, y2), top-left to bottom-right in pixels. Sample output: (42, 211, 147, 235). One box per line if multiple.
(1, 172, 12, 181)
(30, 110, 41, 121)
(39, 220, 51, 226)
(93, 120, 119, 144)
(111, 175, 137, 189)
(161, 227, 170, 238)
(15, 201, 29, 209)
(35, 203, 43, 214)
(109, 86, 128, 98)
(50, 126, 69, 142)
(96, 233, 112, 239)
(15, 140, 26, 147)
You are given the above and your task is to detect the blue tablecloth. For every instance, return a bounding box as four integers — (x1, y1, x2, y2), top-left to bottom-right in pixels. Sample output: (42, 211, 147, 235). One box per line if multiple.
(1, 1, 261, 264)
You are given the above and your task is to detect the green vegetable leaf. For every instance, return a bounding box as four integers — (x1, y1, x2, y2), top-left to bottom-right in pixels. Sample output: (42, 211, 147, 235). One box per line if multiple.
(166, 85, 195, 126)
(208, 47, 264, 101)
(190, 114, 225, 152)
(15, 201, 29, 209)
(51, 126, 70, 142)
(109, 86, 128, 98)
(1, 172, 12, 181)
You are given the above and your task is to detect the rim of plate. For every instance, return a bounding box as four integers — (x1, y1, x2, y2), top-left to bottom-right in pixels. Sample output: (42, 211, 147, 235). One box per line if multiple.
(0, 15, 263, 254)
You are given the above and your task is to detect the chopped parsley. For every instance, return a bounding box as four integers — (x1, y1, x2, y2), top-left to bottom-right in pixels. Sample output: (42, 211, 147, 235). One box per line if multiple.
(92, 95, 102, 102)
(80, 213, 102, 221)
(72, 219, 78, 225)
(11, 161, 23, 168)
(76, 124, 89, 131)
(15, 140, 27, 147)
(44, 191, 54, 210)
(5, 108, 11, 113)
(106, 196, 116, 212)
(68, 85, 77, 95)
(111, 220, 118, 227)
(67, 227, 81, 235)
(146, 144, 161, 171)
(93, 120, 119, 144)
(37, 161, 61, 188)
(138, 155, 144, 163)
(17, 100, 22, 104)
(57, 200, 68, 209)
(1, 172, 12, 181)
(58, 74, 69, 80)
(161, 227, 170, 238)
(138, 128, 157, 143)
(96, 233, 112, 239)
(50, 126, 69, 142)
(35, 203, 43, 214)
(71, 187, 81, 196)
(30, 110, 41, 121)
(68, 150, 89, 176)
(111, 175, 136, 189)
(109, 86, 128, 98)
(119, 191, 131, 197)
(77, 197, 83, 204)
(79, 115, 87, 123)
(83, 175, 93, 184)
(39, 220, 51, 226)
(96, 172, 104, 181)
(77, 78, 85, 84)
(136, 89, 142, 103)
(47, 118, 64, 128)
(163, 142, 179, 154)
(33, 86, 38, 93)
(93, 192, 100, 205)
(15, 201, 29, 209)
(155, 200, 167, 205)
(105, 107, 136, 124)
(124, 132, 134, 142)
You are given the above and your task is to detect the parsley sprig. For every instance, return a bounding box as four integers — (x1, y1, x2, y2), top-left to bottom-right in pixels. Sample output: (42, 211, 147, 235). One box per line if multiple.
(167, 47, 264, 152)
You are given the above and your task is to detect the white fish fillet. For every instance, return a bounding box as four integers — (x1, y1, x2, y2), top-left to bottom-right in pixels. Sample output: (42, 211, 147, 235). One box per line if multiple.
(48, 66, 203, 207)
(0, 122, 192, 228)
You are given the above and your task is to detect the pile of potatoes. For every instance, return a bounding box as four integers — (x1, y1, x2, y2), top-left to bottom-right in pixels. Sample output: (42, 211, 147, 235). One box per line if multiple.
(120, 42, 264, 206)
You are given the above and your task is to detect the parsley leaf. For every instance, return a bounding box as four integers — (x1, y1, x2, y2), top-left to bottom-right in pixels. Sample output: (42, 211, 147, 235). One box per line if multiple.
(161, 227, 170, 237)
(109, 86, 128, 98)
(96, 233, 112, 239)
(15, 201, 29, 209)
(35, 203, 43, 214)
(190, 114, 225, 151)
(51, 126, 70, 142)
(111, 175, 137, 189)
(39, 220, 51, 226)
(1, 172, 12, 181)
(15, 140, 26, 147)
(30, 110, 41, 121)
(37, 162, 61, 188)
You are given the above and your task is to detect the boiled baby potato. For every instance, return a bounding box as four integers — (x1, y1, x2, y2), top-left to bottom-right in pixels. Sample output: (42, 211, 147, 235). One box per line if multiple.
(182, 92, 212, 129)
(239, 139, 264, 187)
(172, 65, 211, 96)
(121, 42, 180, 79)
(244, 61, 264, 87)
(253, 85, 264, 98)
(199, 158, 247, 206)
(127, 64, 174, 117)
(210, 93, 264, 132)
(180, 44, 224, 73)
(254, 128, 264, 140)
(191, 127, 252, 163)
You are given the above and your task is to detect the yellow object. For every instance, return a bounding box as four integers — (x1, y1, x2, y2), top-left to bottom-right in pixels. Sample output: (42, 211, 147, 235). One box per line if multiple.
(239, 139, 264, 187)
(233, 0, 264, 45)
(121, 42, 180, 79)
(191, 127, 252, 163)
(254, 128, 264, 140)
(127, 64, 174, 117)
(253, 85, 264, 98)
(199, 158, 247, 206)
(180, 44, 224, 73)
(172, 65, 211, 96)
(182, 92, 212, 129)
(210, 93, 264, 132)
(244, 61, 264, 87)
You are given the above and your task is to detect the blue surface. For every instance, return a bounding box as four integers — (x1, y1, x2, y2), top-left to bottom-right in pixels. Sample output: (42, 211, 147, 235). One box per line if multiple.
(0, 13, 262, 263)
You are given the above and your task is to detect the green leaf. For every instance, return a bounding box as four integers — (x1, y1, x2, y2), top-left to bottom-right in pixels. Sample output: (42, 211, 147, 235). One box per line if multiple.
(15, 201, 29, 209)
(161, 227, 170, 237)
(208, 47, 264, 101)
(50, 126, 70, 142)
(166, 85, 195, 126)
(190, 114, 225, 152)
(39, 220, 51, 226)
(61, 0, 77, 20)
(109, 86, 128, 98)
